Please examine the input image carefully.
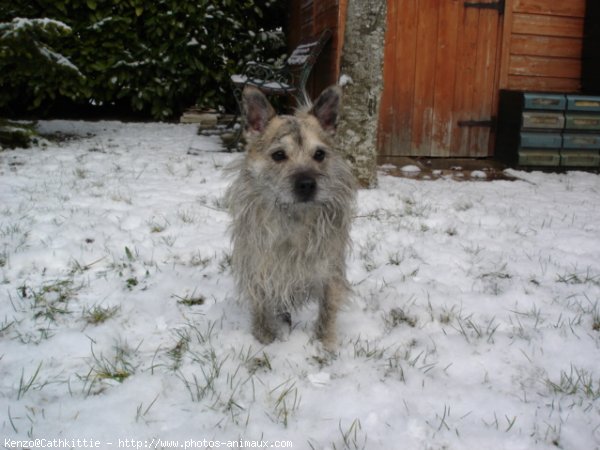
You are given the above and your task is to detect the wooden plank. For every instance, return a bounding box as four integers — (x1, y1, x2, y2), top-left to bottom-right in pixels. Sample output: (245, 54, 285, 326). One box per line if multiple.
(392, 0, 419, 155)
(492, 12, 506, 156)
(431, 0, 460, 157)
(299, 0, 314, 36)
(507, 75, 581, 92)
(451, 4, 481, 155)
(498, 0, 515, 90)
(411, 0, 439, 156)
(511, 35, 583, 58)
(287, 0, 303, 51)
(337, 0, 348, 77)
(485, 11, 504, 157)
(377, 0, 398, 155)
(469, 8, 490, 157)
(498, 0, 585, 96)
(469, 9, 501, 157)
(512, 13, 584, 38)
(314, 0, 336, 15)
(488, 2, 507, 157)
(513, 0, 585, 18)
(313, 2, 339, 94)
(314, 5, 338, 29)
(509, 55, 581, 78)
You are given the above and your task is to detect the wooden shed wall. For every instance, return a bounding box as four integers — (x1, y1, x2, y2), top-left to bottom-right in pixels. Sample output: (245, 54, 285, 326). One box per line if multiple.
(499, 0, 586, 92)
(288, 0, 589, 158)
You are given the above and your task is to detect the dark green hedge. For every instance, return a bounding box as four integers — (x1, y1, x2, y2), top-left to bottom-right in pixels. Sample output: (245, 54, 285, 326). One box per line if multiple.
(0, 0, 285, 119)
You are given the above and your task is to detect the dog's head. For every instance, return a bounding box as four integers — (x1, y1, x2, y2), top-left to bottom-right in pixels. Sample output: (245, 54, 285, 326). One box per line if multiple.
(241, 85, 347, 205)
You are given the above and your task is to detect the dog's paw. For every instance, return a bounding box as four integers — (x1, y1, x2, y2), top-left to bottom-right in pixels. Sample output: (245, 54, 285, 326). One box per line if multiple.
(277, 311, 292, 327)
(313, 339, 338, 362)
(276, 311, 292, 341)
(252, 326, 277, 346)
(315, 324, 338, 352)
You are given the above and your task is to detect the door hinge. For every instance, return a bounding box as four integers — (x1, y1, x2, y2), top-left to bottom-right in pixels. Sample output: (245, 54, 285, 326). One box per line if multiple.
(457, 117, 497, 131)
(464, 0, 505, 14)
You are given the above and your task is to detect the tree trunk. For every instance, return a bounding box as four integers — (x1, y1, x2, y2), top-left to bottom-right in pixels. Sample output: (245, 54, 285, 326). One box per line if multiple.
(337, 0, 387, 188)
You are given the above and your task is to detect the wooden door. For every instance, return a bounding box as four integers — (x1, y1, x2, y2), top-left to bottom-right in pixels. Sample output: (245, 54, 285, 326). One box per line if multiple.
(378, 0, 504, 158)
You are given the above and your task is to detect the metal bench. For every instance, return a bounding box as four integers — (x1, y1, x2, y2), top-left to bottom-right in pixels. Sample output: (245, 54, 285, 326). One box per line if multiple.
(231, 29, 332, 107)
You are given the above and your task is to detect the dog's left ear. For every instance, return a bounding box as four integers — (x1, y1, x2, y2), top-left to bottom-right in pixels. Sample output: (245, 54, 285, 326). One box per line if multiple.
(310, 85, 342, 134)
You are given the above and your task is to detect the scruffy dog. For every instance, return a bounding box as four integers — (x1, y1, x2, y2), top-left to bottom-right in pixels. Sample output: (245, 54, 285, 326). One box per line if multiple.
(226, 85, 356, 350)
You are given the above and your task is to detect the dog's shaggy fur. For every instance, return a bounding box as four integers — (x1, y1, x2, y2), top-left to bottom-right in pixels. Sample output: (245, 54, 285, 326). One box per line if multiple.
(226, 86, 356, 350)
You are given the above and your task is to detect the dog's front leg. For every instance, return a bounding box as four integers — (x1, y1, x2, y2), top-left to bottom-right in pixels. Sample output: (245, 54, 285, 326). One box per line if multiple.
(316, 279, 345, 351)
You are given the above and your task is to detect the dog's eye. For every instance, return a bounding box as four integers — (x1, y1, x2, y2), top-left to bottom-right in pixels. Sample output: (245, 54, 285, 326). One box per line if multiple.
(271, 149, 287, 162)
(313, 148, 327, 162)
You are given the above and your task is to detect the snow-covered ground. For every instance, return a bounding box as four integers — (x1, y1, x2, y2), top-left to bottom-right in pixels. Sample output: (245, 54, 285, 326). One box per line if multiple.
(1, 121, 599, 449)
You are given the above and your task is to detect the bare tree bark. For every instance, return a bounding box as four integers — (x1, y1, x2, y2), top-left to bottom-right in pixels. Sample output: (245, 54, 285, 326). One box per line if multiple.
(336, 0, 387, 188)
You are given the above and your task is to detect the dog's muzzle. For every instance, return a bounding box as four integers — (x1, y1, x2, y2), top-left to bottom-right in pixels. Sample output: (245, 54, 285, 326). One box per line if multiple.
(293, 172, 317, 202)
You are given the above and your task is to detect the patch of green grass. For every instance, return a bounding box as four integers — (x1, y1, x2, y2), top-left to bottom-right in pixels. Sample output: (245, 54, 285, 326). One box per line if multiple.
(165, 328, 191, 371)
(0, 249, 8, 268)
(17, 362, 44, 400)
(557, 269, 600, 286)
(69, 256, 106, 275)
(13, 322, 54, 345)
(430, 302, 459, 325)
(173, 293, 205, 306)
(74, 167, 88, 179)
(546, 365, 600, 400)
(0, 316, 15, 335)
(160, 235, 177, 247)
(81, 341, 139, 395)
(110, 191, 132, 204)
(189, 252, 212, 269)
(246, 352, 272, 375)
(177, 209, 196, 224)
(383, 308, 417, 330)
(178, 349, 228, 402)
(135, 395, 159, 423)
(478, 263, 512, 295)
(125, 277, 139, 290)
(351, 336, 389, 360)
(148, 217, 170, 233)
(108, 246, 151, 291)
(0, 223, 28, 247)
(218, 252, 232, 273)
(19, 279, 80, 322)
(479, 266, 511, 281)
(453, 314, 500, 344)
(445, 227, 458, 237)
(82, 305, 120, 325)
(403, 196, 430, 218)
(270, 379, 301, 428)
(331, 418, 367, 450)
(124, 246, 135, 261)
(387, 251, 405, 266)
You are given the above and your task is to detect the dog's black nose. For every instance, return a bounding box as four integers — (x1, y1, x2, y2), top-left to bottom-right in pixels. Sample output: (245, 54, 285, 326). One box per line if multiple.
(293, 174, 317, 202)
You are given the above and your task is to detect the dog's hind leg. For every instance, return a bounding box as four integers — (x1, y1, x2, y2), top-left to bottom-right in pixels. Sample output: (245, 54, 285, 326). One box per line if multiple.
(315, 279, 345, 351)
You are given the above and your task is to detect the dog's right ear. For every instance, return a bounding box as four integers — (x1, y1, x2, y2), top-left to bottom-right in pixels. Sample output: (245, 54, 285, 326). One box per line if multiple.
(310, 85, 342, 135)
(242, 86, 275, 138)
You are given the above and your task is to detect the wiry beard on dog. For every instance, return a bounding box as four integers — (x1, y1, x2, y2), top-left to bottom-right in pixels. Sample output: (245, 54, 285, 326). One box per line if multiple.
(225, 85, 356, 350)
(227, 155, 355, 310)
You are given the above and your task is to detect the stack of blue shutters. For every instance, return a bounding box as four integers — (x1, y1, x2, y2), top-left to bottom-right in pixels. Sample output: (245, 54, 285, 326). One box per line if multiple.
(518, 93, 600, 167)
